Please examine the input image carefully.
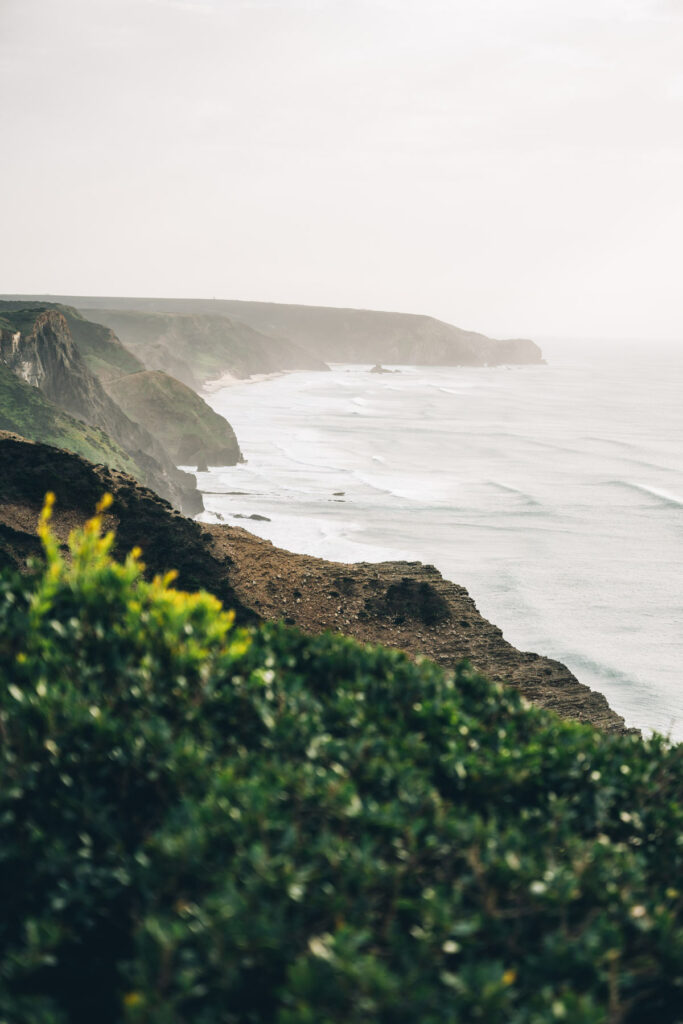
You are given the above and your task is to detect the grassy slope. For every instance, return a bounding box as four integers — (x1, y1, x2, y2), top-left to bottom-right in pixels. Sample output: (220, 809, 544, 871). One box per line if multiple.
(0, 364, 139, 475)
(0, 303, 205, 513)
(0, 308, 50, 333)
(106, 369, 242, 464)
(0, 303, 244, 469)
(60, 306, 144, 381)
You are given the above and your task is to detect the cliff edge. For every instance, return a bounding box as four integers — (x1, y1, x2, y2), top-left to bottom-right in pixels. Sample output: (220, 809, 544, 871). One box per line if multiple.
(0, 432, 630, 734)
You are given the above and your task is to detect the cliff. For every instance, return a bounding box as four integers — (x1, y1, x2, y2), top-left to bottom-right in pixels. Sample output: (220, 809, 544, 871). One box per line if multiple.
(197, 301, 544, 367)
(106, 369, 243, 467)
(0, 298, 244, 470)
(0, 299, 144, 382)
(0, 365, 139, 477)
(0, 431, 630, 734)
(79, 308, 331, 389)
(0, 307, 201, 514)
(1, 295, 544, 379)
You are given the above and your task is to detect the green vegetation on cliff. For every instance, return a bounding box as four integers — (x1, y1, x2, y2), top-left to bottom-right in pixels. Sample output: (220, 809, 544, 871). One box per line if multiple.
(0, 304, 203, 515)
(106, 370, 243, 466)
(60, 306, 145, 382)
(0, 502, 681, 1023)
(0, 365, 138, 476)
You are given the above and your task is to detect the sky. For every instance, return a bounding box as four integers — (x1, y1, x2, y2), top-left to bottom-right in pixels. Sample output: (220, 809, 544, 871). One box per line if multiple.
(2, 0, 683, 339)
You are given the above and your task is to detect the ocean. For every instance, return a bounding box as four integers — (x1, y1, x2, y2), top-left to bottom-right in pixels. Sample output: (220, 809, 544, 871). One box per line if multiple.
(197, 341, 683, 741)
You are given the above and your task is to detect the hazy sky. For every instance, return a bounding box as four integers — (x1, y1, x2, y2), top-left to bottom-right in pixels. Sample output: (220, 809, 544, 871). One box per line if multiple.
(2, 0, 683, 339)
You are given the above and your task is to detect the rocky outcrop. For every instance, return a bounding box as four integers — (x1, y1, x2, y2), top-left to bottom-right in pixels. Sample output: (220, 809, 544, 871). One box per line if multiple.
(0, 308, 202, 514)
(206, 533, 629, 733)
(0, 432, 631, 735)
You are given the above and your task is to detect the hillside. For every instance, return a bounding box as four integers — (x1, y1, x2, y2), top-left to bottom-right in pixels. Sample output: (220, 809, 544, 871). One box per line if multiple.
(0, 305, 202, 514)
(1, 294, 543, 376)
(195, 299, 544, 366)
(0, 431, 629, 733)
(0, 478, 680, 1023)
(76, 308, 330, 389)
(0, 297, 245, 470)
(106, 369, 243, 467)
(0, 365, 138, 477)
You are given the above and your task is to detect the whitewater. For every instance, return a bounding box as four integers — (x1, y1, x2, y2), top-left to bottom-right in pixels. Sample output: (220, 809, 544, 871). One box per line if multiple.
(198, 340, 683, 741)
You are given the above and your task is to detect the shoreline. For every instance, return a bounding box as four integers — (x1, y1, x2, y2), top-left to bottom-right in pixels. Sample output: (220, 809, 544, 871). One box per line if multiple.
(0, 429, 634, 735)
(202, 369, 285, 395)
(198, 360, 683, 740)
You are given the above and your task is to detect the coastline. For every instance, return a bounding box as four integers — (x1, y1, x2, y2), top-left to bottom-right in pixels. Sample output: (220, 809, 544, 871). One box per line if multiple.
(0, 429, 633, 735)
(199, 358, 683, 740)
(202, 369, 285, 395)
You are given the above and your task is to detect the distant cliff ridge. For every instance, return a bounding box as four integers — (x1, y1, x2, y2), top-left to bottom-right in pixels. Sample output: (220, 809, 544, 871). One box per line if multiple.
(1, 295, 544, 381)
(68, 308, 331, 390)
(191, 301, 544, 367)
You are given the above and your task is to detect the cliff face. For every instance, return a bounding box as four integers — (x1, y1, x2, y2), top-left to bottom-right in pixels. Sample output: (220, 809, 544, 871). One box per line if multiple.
(0, 309, 202, 515)
(0, 365, 139, 477)
(0, 432, 631, 735)
(0, 299, 247, 467)
(0, 300, 144, 381)
(106, 370, 243, 467)
(0, 308, 95, 402)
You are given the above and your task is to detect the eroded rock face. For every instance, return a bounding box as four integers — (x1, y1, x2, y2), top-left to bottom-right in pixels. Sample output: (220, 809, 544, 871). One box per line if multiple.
(0, 311, 202, 515)
(206, 534, 631, 733)
(0, 432, 632, 734)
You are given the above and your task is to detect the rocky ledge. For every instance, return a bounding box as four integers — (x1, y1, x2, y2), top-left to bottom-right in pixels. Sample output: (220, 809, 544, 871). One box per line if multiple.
(0, 431, 631, 734)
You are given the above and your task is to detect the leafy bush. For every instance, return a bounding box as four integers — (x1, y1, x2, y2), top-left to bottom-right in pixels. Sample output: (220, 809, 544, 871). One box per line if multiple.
(0, 497, 682, 1024)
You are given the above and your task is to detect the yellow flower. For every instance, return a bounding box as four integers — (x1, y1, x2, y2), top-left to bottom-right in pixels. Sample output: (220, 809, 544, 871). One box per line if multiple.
(41, 491, 56, 522)
(96, 492, 114, 514)
(502, 969, 517, 986)
(123, 991, 144, 1008)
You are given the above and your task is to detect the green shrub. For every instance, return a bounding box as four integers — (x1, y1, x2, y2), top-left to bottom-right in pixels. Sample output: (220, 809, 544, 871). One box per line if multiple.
(0, 497, 682, 1023)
